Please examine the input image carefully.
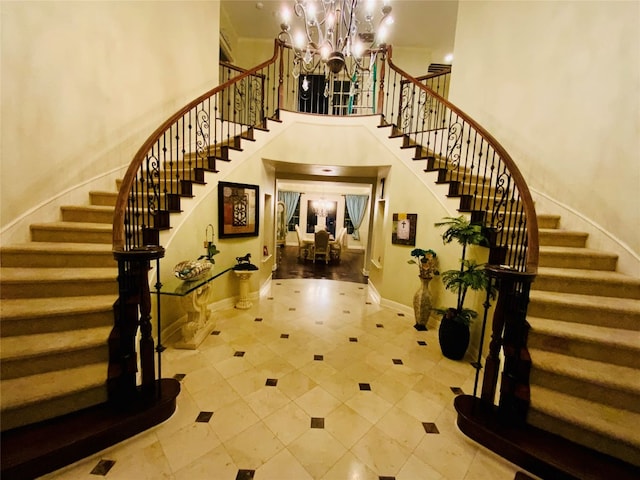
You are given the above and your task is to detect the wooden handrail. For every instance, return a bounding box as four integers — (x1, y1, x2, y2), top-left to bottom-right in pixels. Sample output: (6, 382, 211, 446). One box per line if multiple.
(219, 61, 248, 74)
(412, 67, 452, 83)
(385, 46, 539, 273)
(111, 40, 280, 249)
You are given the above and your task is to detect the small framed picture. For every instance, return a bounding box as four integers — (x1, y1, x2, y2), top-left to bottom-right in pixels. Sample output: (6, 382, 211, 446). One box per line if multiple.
(218, 181, 259, 238)
(392, 213, 417, 246)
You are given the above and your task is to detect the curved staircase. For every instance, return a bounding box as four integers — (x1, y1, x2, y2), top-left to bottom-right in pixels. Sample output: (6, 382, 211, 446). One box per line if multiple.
(0, 187, 119, 432)
(527, 214, 640, 467)
(1, 43, 638, 478)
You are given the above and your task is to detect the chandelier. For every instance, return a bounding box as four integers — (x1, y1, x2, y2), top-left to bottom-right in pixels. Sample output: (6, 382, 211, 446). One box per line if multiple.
(312, 199, 331, 217)
(278, 0, 393, 76)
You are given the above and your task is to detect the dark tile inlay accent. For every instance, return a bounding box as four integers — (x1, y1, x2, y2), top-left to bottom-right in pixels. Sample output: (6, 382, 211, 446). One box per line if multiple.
(254, 317, 263, 322)
(310, 417, 325, 429)
(211, 330, 221, 335)
(288, 307, 296, 311)
(196, 411, 213, 423)
(340, 292, 346, 295)
(315, 321, 324, 325)
(234, 351, 245, 357)
(90, 459, 115, 476)
(359, 383, 371, 391)
(343, 310, 350, 314)
(349, 337, 358, 342)
(173, 373, 186, 381)
(397, 313, 405, 317)
(392, 359, 403, 365)
(267, 297, 274, 300)
(422, 422, 440, 434)
(314, 354, 324, 361)
(379, 477, 396, 480)
(376, 323, 384, 328)
(235, 470, 255, 480)
(266, 378, 278, 387)
(366, 301, 372, 305)
(417, 340, 427, 346)
(280, 333, 289, 339)
(294, 290, 300, 293)
(276, 282, 282, 285)
(450, 386, 464, 395)
(359, 287, 365, 289)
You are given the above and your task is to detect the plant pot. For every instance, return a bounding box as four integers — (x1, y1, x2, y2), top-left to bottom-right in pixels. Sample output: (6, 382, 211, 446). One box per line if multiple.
(438, 311, 470, 360)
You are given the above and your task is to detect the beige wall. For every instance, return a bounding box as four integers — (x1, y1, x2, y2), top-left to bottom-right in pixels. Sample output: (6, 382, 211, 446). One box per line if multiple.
(450, 1, 640, 269)
(1, 1, 221, 239)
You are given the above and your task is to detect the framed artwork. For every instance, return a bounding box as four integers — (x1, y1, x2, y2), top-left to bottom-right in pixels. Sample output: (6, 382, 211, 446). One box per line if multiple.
(218, 181, 259, 238)
(392, 213, 417, 246)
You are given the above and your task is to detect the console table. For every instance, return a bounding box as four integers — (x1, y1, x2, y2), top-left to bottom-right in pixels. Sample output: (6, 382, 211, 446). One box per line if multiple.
(155, 266, 233, 350)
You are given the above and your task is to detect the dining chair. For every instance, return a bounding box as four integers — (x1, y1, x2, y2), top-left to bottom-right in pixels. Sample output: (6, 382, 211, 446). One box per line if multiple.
(330, 227, 347, 261)
(295, 225, 310, 259)
(313, 229, 331, 264)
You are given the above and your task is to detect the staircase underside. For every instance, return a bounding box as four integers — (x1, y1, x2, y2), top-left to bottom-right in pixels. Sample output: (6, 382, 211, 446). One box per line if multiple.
(0, 379, 180, 480)
(455, 395, 640, 480)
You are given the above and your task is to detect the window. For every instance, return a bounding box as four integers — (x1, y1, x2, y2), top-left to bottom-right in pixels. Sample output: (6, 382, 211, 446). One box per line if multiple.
(343, 204, 355, 234)
(287, 199, 301, 232)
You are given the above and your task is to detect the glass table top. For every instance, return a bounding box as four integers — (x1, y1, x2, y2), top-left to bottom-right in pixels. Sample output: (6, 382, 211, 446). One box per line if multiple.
(153, 266, 234, 296)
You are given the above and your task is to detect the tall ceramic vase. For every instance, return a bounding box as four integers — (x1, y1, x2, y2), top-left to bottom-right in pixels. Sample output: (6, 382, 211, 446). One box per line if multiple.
(413, 276, 433, 331)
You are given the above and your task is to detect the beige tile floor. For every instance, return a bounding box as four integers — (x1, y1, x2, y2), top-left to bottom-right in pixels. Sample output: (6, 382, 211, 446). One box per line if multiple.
(41, 279, 528, 480)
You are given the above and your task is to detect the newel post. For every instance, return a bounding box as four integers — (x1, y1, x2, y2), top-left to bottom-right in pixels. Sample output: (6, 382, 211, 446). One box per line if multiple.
(109, 246, 165, 405)
(481, 266, 536, 423)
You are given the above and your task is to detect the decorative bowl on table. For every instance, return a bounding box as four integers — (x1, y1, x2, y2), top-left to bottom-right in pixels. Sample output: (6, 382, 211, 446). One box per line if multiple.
(173, 260, 213, 282)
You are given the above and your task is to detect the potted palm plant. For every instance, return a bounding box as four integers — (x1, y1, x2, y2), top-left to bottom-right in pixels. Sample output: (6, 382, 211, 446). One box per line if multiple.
(434, 216, 494, 360)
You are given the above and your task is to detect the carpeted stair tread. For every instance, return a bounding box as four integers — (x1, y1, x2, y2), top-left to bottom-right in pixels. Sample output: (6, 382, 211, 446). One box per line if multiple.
(30, 221, 113, 232)
(529, 348, 640, 395)
(0, 242, 115, 268)
(0, 242, 112, 254)
(527, 316, 640, 349)
(1, 326, 111, 361)
(529, 290, 640, 327)
(0, 267, 116, 282)
(538, 228, 588, 247)
(61, 205, 115, 223)
(540, 245, 618, 270)
(0, 294, 115, 321)
(0, 363, 108, 411)
(529, 385, 640, 449)
(535, 267, 640, 299)
(536, 214, 561, 229)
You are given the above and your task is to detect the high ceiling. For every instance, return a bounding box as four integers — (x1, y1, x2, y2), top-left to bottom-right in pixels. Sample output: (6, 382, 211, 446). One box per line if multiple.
(220, 1, 459, 181)
(221, 0, 459, 53)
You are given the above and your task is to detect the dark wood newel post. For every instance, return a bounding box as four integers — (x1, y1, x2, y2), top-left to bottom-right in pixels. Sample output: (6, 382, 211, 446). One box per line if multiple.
(481, 266, 536, 422)
(109, 246, 165, 404)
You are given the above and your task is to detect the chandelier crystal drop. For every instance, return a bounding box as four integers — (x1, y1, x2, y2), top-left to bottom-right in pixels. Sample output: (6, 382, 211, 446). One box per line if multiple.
(278, 0, 393, 76)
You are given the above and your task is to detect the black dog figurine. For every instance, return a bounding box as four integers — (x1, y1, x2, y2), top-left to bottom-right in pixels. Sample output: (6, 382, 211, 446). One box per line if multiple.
(235, 253, 251, 264)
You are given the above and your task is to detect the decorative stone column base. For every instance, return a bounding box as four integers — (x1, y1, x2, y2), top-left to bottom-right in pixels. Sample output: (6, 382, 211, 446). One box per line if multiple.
(174, 283, 216, 350)
(234, 270, 255, 309)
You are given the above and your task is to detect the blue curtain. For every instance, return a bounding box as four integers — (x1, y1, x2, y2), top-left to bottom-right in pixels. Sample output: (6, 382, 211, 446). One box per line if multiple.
(345, 195, 369, 241)
(278, 191, 300, 226)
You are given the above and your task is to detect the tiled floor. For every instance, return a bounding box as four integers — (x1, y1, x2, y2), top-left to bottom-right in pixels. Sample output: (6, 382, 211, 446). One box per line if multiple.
(41, 279, 526, 480)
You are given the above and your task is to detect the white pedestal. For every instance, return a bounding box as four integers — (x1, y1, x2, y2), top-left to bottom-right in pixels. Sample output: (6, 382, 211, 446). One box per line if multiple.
(234, 270, 255, 309)
(174, 283, 216, 350)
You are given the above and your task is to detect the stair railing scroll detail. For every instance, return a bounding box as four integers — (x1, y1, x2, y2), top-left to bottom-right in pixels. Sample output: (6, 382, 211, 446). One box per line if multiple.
(110, 42, 281, 405)
(111, 40, 539, 415)
(383, 47, 539, 415)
